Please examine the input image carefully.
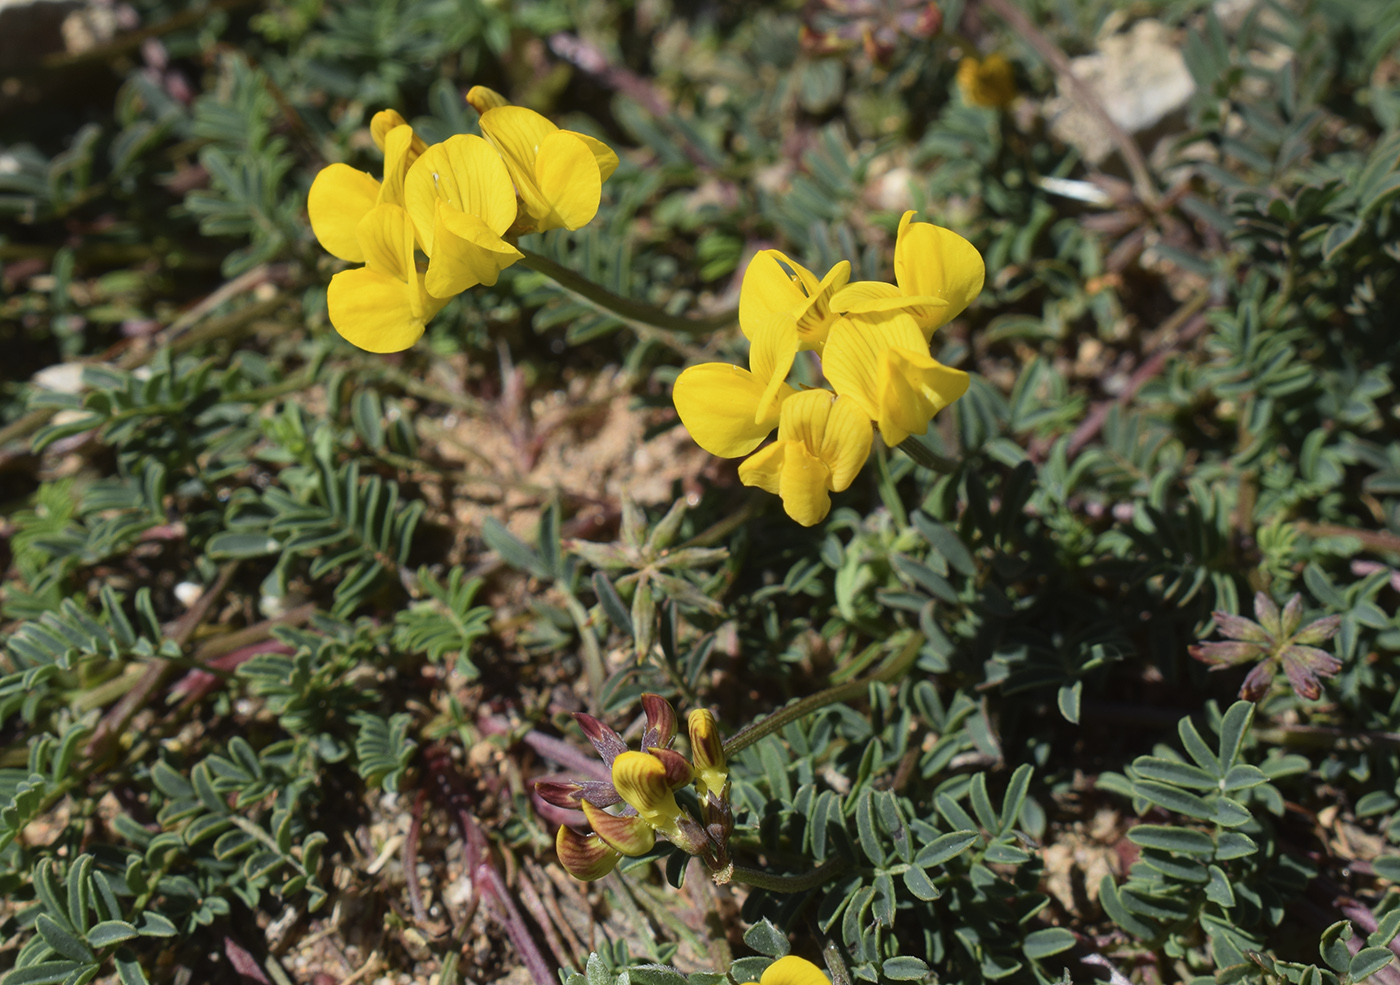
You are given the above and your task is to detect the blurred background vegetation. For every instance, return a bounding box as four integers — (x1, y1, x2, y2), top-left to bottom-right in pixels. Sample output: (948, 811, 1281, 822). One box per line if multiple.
(3, 1, 1400, 984)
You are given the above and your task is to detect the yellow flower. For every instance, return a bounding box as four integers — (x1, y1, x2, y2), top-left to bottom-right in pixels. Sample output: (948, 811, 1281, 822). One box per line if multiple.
(738, 389, 873, 527)
(687, 709, 727, 802)
(307, 111, 426, 262)
(739, 250, 851, 353)
(739, 956, 831, 985)
(822, 310, 969, 447)
(325, 203, 447, 353)
(832, 211, 984, 337)
(672, 312, 799, 458)
(956, 54, 1017, 109)
(478, 104, 620, 232)
(403, 134, 524, 298)
(611, 750, 688, 844)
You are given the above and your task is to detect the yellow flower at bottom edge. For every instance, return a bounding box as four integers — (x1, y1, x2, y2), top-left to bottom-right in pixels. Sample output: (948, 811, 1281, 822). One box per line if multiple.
(478, 104, 620, 232)
(326, 203, 447, 353)
(823, 310, 969, 447)
(738, 389, 873, 527)
(832, 211, 985, 338)
(957, 53, 1018, 109)
(740, 956, 832, 985)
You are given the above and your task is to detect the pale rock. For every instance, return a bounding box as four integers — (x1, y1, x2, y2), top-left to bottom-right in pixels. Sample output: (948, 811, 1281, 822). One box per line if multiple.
(1045, 19, 1196, 165)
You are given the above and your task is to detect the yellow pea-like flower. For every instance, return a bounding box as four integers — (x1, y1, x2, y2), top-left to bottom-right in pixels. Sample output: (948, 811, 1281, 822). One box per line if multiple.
(739, 250, 850, 352)
(687, 709, 727, 802)
(403, 134, 524, 298)
(307, 112, 426, 261)
(325, 204, 447, 353)
(555, 825, 621, 881)
(738, 389, 873, 527)
(956, 54, 1018, 109)
(611, 751, 686, 840)
(478, 104, 620, 233)
(739, 956, 832, 985)
(823, 310, 969, 447)
(832, 211, 984, 337)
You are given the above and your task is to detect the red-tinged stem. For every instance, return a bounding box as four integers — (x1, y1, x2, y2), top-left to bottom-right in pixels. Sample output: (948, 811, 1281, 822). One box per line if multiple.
(479, 716, 611, 783)
(404, 790, 430, 927)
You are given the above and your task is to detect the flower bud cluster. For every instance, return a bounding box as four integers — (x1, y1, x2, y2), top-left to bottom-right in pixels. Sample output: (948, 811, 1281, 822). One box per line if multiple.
(540, 695, 733, 883)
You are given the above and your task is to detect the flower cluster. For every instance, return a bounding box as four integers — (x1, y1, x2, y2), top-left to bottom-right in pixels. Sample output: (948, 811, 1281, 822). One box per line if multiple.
(539, 695, 734, 883)
(307, 87, 618, 353)
(673, 212, 984, 525)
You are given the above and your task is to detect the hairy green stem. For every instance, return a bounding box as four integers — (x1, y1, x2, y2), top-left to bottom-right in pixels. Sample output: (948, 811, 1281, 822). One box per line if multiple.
(518, 249, 735, 335)
(722, 633, 922, 758)
(728, 859, 848, 893)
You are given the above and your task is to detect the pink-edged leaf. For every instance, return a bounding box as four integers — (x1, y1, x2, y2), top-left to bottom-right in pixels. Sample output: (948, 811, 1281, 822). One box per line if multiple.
(640, 693, 677, 750)
(1280, 594, 1304, 638)
(1294, 614, 1342, 645)
(1190, 641, 1269, 666)
(1253, 591, 1282, 638)
(1239, 661, 1276, 701)
(1285, 645, 1342, 677)
(1213, 611, 1271, 643)
(574, 713, 628, 766)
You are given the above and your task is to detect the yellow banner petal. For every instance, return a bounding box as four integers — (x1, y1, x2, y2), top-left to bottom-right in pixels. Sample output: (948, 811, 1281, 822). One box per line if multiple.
(307, 164, 380, 262)
(327, 267, 425, 353)
(672, 363, 782, 458)
(738, 250, 807, 340)
(534, 130, 603, 231)
(405, 135, 519, 256)
(569, 131, 620, 183)
(425, 203, 525, 297)
(479, 105, 559, 221)
(876, 347, 971, 446)
(822, 311, 926, 420)
(893, 211, 986, 328)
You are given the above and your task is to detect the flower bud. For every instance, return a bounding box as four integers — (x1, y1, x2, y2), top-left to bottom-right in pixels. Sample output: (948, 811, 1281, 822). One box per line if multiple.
(555, 825, 621, 881)
(466, 85, 511, 114)
(687, 709, 728, 800)
(574, 713, 628, 767)
(641, 693, 678, 750)
(581, 802, 657, 856)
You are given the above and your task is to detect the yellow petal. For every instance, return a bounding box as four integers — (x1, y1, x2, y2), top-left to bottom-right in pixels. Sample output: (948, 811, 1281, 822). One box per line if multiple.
(612, 751, 681, 824)
(370, 110, 406, 150)
(570, 131, 620, 183)
(465, 85, 510, 113)
(822, 312, 928, 421)
(581, 802, 656, 856)
(533, 129, 603, 231)
(377, 125, 418, 209)
(761, 957, 831, 985)
(673, 363, 788, 458)
(555, 825, 621, 881)
(738, 250, 808, 340)
(893, 212, 985, 329)
(479, 105, 559, 221)
(405, 134, 520, 254)
(876, 348, 970, 446)
(792, 260, 851, 349)
(777, 389, 871, 492)
(308, 164, 380, 262)
(425, 202, 525, 297)
(326, 267, 425, 353)
(739, 438, 832, 527)
(355, 203, 415, 283)
(749, 311, 799, 423)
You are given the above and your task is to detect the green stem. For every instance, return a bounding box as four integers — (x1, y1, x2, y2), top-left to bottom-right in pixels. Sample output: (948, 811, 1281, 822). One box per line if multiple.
(722, 634, 922, 758)
(728, 859, 848, 893)
(895, 435, 960, 473)
(518, 249, 736, 336)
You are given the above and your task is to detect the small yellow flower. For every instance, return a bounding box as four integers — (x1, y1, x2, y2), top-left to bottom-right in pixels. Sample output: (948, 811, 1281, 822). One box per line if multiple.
(687, 709, 727, 802)
(403, 134, 524, 298)
(478, 104, 620, 233)
(325, 204, 447, 353)
(823, 310, 969, 447)
(739, 956, 831, 985)
(611, 750, 687, 843)
(832, 211, 984, 337)
(739, 250, 851, 353)
(738, 389, 873, 527)
(956, 53, 1017, 109)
